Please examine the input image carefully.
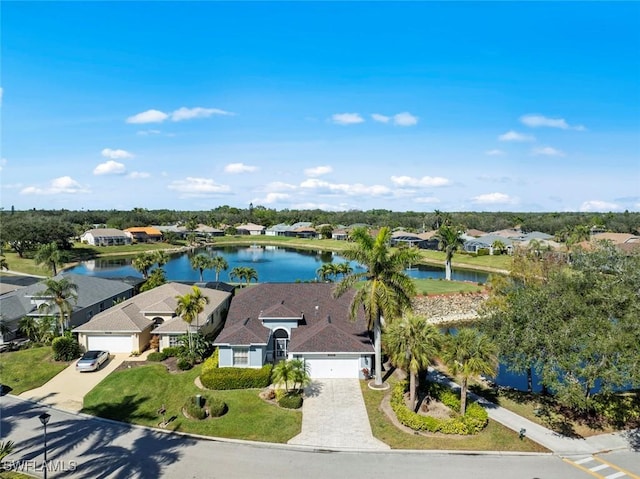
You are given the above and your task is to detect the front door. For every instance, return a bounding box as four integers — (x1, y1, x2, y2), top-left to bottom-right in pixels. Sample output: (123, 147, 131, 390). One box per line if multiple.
(273, 329, 289, 362)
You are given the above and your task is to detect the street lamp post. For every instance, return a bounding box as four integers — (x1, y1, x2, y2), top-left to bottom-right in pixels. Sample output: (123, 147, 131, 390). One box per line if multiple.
(38, 412, 51, 479)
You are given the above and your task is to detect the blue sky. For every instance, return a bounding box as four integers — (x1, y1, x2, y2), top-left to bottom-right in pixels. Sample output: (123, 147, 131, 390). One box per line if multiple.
(1, 1, 639, 213)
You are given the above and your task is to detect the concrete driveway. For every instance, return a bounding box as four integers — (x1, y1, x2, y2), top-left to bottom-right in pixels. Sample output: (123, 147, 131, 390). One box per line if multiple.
(19, 353, 129, 412)
(288, 379, 390, 450)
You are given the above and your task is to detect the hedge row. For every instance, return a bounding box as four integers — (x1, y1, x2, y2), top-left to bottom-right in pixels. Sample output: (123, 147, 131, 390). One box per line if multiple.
(390, 381, 488, 435)
(275, 389, 303, 409)
(200, 364, 273, 390)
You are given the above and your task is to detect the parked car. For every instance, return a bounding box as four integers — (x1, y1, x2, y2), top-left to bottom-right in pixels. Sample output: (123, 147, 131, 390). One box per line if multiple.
(76, 350, 110, 372)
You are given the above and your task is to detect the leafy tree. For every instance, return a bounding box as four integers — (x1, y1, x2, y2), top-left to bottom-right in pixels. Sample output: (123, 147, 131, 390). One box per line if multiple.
(383, 313, 442, 410)
(318, 224, 334, 239)
(174, 286, 209, 355)
(491, 240, 507, 255)
(190, 253, 213, 282)
(334, 227, 420, 386)
(163, 231, 180, 245)
(34, 241, 69, 276)
(140, 268, 167, 292)
(441, 328, 498, 415)
(210, 255, 229, 282)
(435, 225, 465, 281)
(36, 277, 78, 335)
(19, 316, 56, 344)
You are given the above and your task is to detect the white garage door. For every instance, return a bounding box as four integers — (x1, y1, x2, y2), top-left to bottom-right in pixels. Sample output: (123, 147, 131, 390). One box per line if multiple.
(304, 355, 360, 379)
(87, 335, 132, 353)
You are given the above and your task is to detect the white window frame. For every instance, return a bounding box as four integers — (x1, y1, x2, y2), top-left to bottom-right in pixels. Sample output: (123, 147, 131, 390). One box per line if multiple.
(233, 347, 249, 366)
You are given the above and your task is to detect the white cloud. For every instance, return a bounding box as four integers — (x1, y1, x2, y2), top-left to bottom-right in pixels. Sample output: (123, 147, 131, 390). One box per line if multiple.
(520, 114, 585, 131)
(126, 109, 169, 124)
(127, 171, 150, 179)
(167, 177, 231, 197)
(21, 176, 90, 195)
(414, 196, 441, 204)
(255, 192, 291, 204)
(224, 162, 258, 174)
(472, 192, 515, 204)
(331, 113, 365, 125)
(0, 158, 6, 171)
(498, 130, 535, 142)
(485, 149, 505, 156)
(532, 146, 565, 157)
(171, 107, 233, 122)
(93, 160, 126, 175)
(136, 129, 161, 136)
(390, 175, 450, 187)
(580, 200, 621, 212)
(101, 148, 133, 159)
(393, 112, 419, 126)
(300, 178, 391, 196)
(304, 165, 333, 177)
(264, 181, 297, 192)
(371, 113, 390, 123)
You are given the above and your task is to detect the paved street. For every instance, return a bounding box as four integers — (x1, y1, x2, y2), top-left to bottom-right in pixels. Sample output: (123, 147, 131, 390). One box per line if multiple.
(2, 395, 638, 479)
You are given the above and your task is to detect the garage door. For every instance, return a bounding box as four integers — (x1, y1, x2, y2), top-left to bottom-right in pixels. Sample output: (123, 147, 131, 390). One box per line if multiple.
(304, 356, 360, 379)
(87, 335, 132, 353)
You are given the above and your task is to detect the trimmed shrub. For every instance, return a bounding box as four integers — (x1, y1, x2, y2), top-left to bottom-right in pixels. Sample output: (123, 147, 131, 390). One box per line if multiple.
(162, 346, 180, 358)
(208, 396, 228, 417)
(183, 396, 207, 420)
(51, 336, 82, 361)
(390, 381, 489, 435)
(200, 364, 273, 390)
(277, 391, 303, 409)
(147, 351, 167, 362)
(177, 358, 193, 370)
(202, 348, 219, 372)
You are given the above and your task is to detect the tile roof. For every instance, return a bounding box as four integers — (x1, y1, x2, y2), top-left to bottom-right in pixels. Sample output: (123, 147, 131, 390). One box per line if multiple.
(124, 226, 163, 235)
(83, 228, 128, 238)
(215, 283, 373, 353)
(73, 302, 153, 332)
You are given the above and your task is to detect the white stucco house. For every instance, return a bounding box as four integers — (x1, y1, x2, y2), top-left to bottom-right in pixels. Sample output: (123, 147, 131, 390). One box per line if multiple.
(214, 283, 374, 379)
(73, 282, 232, 353)
(80, 228, 132, 246)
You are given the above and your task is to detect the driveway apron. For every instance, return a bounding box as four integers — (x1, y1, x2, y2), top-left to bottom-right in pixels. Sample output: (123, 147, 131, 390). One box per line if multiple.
(288, 379, 389, 450)
(19, 353, 129, 412)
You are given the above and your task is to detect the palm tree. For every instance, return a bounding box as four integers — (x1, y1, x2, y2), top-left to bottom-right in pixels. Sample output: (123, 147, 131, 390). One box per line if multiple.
(272, 360, 294, 392)
(174, 286, 209, 353)
(334, 227, 420, 387)
(0, 440, 15, 463)
(435, 224, 465, 281)
(36, 277, 78, 335)
(383, 313, 442, 410)
(34, 242, 68, 276)
(210, 255, 229, 282)
(132, 252, 155, 279)
(335, 262, 353, 279)
(153, 250, 169, 268)
(316, 263, 338, 282)
(230, 266, 258, 286)
(491, 240, 507, 255)
(190, 253, 213, 282)
(442, 328, 498, 415)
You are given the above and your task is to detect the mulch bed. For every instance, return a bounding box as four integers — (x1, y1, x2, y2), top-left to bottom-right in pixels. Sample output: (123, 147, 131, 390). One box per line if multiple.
(114, 356, 182, 374)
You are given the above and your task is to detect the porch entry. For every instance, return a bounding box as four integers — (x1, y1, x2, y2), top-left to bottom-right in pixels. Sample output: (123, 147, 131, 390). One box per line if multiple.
(273, 328, 289, 362)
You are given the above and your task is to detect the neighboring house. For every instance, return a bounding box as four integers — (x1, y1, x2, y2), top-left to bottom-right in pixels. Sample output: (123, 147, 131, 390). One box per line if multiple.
(73, 282, 232, 353)
(236, 223, 266, 236)
(80, 228, 131, 246)
(463, 234, 515, 254)
(0, 274, 134, 344)
(124, 226, 163, 243)
(331, 229, 349, 241)
(577, 232, 640, 253)
(288, 226, 317, 239)
(265, 223, 292, 237)
(214, 283, 374, 379)
(390, 231, 425, 248)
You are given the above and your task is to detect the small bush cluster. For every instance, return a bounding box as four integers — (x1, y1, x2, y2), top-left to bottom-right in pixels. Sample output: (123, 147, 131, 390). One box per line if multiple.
(147, 351, 167, 362)
(390, 381, 488, 435)
(177, 358, 193, 370)
(183, 396, 207, 420)
(52, 336, 82, 361)
(276, 390, 303, 409)
(162, 347, 180, 358)
(208, 396, 228, 417)
(200, 364, 273, 390)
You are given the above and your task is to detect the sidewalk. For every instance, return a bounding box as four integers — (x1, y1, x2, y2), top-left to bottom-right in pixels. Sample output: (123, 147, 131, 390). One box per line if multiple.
(427, 368, 637, 455)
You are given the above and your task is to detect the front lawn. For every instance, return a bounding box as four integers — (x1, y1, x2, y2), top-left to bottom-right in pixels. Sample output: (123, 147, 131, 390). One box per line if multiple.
(360, 379, 548, 452)
(0, 347, 69, 395)
(412, 278, 484, 295)
(82, 363, 301, 443)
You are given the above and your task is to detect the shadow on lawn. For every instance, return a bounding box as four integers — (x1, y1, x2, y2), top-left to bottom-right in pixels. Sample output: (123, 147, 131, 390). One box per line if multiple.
(81, 394, 157, 423)
(2, 397, 196, 479)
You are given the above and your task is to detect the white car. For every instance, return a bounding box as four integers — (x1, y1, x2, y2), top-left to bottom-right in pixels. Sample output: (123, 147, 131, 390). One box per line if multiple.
(76, 350, 110, 372)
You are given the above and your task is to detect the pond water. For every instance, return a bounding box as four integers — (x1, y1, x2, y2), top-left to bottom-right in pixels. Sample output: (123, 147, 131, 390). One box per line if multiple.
(65, 245, 489, 283)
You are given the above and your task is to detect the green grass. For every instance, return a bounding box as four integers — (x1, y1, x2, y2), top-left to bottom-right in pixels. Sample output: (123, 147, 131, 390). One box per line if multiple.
(360, 379, 548, 452)
(82, 364, 301, 443)
(0, 347, 69, 395)
(412, 278, 484, 295)
(0, 472, 35, 479)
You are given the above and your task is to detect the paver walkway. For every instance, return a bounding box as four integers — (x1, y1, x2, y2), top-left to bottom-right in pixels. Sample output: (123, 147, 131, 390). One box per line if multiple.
(288, 379, 390, 450)
(427, 368, 637, 455)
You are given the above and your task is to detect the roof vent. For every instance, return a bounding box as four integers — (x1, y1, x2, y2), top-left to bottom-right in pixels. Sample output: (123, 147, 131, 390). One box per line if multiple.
(243, 317, 250, 326)
(327, 315, 332, 324)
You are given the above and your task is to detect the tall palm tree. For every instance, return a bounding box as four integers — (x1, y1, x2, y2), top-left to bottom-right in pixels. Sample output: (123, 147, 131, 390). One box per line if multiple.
(383, 313, 442, 410)
(435, 224, 465, 281)
(334, 227, 420, 387)
(230, 266, 258, 286)
(153, 250, 169, 268)
(36, 277, 78, 335)
(316, 263, 338, 282)
(335, 262, 353, 279)
(442, 328, 498, 415)
(174, 286, 209, 353)
(190, 253, 213, 282)
(210, 255, 229, 282)
(132, 252, 155, 279)
(34, 242, 68, 276)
